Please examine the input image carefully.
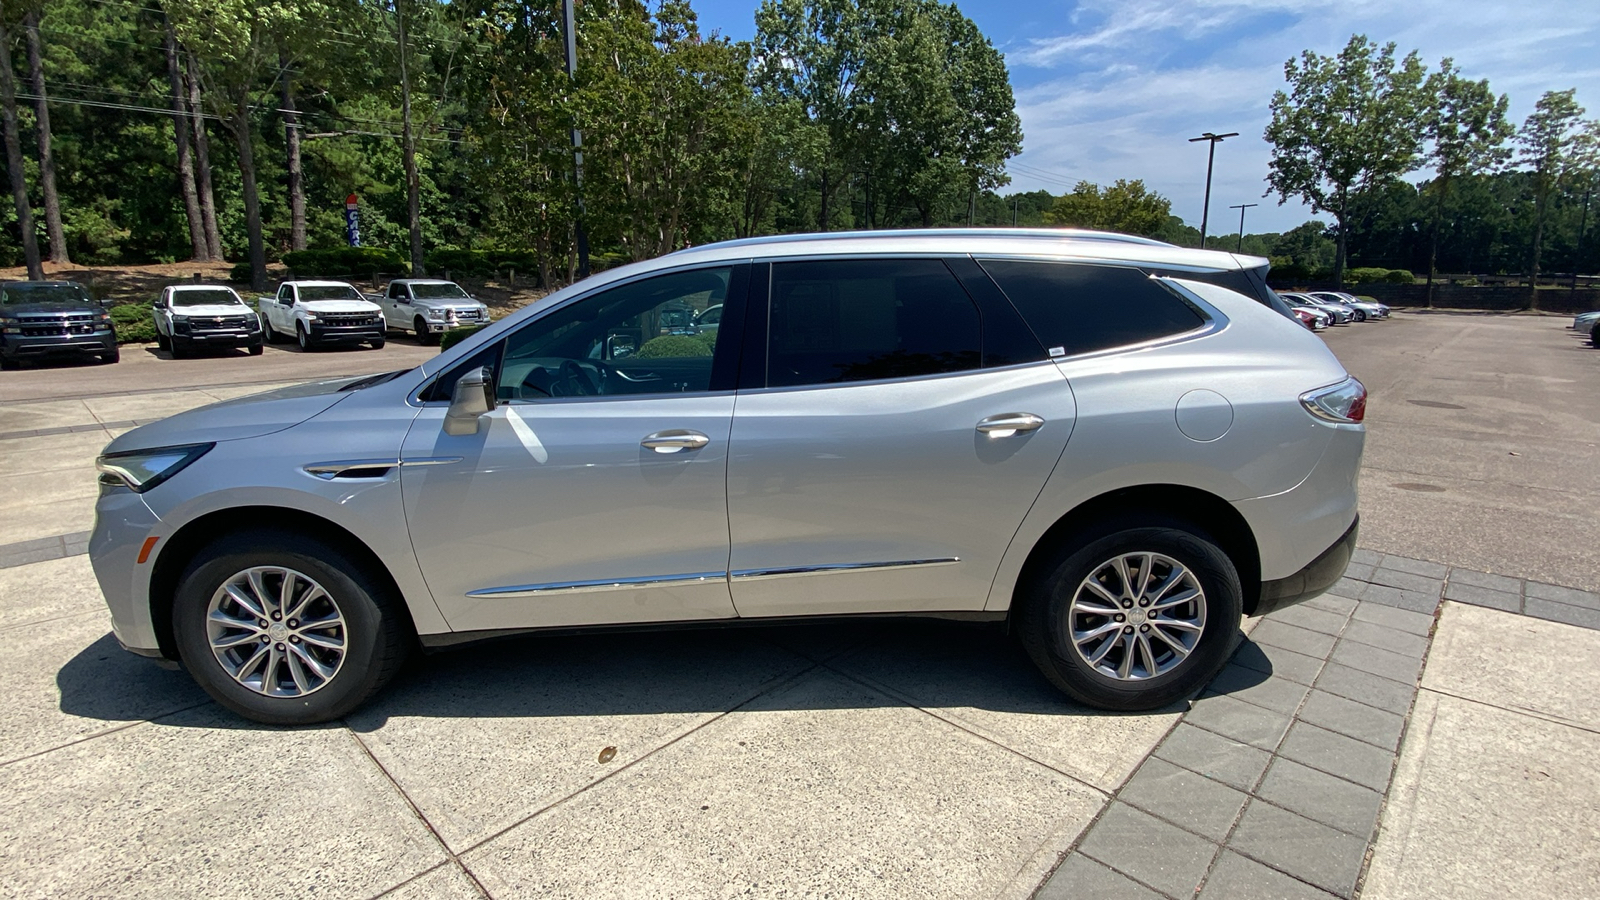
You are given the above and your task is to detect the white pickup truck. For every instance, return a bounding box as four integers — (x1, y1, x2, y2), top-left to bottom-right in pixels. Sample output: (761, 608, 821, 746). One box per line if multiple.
(371, 279, 491, 345)
(257, 280, 386, 351)
(153, 283, 263, 358)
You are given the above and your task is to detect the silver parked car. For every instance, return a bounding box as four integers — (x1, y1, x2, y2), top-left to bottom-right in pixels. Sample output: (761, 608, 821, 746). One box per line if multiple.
(90, 229, 1365, 724)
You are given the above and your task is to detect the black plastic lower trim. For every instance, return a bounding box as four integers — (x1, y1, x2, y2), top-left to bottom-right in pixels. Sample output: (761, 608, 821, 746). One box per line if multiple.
(1252, 515, 1360, 617)
(419, 609, 1008, 652)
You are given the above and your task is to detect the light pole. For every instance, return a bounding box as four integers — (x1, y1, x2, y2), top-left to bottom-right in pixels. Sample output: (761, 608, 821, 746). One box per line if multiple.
(562, 0, 589, 278)
(1189, 131, 1237, 249)
(1229, 203, 1257, 252)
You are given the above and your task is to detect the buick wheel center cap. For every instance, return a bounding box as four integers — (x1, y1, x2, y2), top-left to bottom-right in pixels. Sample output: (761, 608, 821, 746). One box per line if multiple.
(268, 623, 290, 642)
(1127, 606, 1148, 626)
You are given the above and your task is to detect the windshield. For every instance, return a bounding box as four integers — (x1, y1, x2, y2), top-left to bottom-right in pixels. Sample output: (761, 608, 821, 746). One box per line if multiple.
(410, 283, 471, 300)
(2, 283, 91, 306)
(299, 285, 363, 302)
(172, 288, 243, 307)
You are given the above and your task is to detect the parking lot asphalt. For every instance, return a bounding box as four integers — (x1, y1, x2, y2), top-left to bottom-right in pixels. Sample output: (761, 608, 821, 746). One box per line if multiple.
(0, 312, 1594, 900)
(1319, 313, 1600, 591)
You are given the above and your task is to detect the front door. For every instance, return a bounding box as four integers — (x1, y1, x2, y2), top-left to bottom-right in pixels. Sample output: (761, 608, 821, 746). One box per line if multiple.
(401, 265, 747, 633)
(726, 258, 1077, 617)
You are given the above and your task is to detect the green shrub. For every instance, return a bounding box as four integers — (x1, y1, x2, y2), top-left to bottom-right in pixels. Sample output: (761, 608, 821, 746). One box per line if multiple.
(108, 303, 157, 344)
(425, 248, 544, 280)
(1383, 268, 1415, 284)
(282, 247, 406, 278)
(438, 324, 486, 352)
(1345, 267, 1413, 285)
(228, 262, 253, 283)
(692, 329, 718, 350)
(636, 334, 711, 359)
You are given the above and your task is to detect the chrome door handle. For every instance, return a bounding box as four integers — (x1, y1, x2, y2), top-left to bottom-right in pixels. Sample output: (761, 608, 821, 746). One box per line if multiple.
(976, 413, 1045, 438)
(641, 430, 710, 453)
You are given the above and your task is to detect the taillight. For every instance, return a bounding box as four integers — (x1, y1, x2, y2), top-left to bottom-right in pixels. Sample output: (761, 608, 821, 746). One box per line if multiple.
(1301, 377, 1366, 424)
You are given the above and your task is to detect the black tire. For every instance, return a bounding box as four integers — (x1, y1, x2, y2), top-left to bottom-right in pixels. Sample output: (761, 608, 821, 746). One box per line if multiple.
(297, 323, 314, 351)
(1018, 524, 1242, 711)
(170, 340, 187, 360)
(414, 317, 438, 345)
(263, 316, 281, 344)
(99, 347, 121, 364)
(171, 529, 412, 725)
(248, 340, 264, 356)
(1354, 310, 1366, 322)
(0, 354, 18, 371)
(369, 337, 386, 350)
(1591, 322, 1599, 348)
(156, 331, 170, 351)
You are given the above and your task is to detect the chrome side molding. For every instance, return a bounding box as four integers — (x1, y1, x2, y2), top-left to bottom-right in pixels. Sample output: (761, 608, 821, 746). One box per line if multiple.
(468, 558, 960, 598)
(730, 558, 960, 581)
(467, 571, 726, 598)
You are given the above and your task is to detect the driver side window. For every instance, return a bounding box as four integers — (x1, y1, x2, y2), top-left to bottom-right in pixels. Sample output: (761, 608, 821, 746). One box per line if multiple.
(496, 266, 734, 402)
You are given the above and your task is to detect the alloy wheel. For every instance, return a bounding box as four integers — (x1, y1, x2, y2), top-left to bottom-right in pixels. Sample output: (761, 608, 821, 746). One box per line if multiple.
(206, 566, 348, 697)
(1065, 552, 1206, 681)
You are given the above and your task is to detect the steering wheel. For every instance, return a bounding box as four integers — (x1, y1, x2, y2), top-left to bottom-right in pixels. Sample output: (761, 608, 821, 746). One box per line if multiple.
(558, 359, 600, 396)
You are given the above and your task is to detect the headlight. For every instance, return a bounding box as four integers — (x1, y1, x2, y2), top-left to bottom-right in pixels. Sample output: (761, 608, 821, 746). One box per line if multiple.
(478, 305, 490, 319)
(0, 316, 17, 334)
(95, 443, 213, 492)
(303, 313, 319, 322)
(424, 308, 447, 320)
(170, 314, 188, 323)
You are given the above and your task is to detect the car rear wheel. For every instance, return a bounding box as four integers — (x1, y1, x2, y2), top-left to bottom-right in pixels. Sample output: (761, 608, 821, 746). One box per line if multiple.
(263, 316, 281, 343)
(1019, 524, 1242, 711)
(171, 529, 412, 725)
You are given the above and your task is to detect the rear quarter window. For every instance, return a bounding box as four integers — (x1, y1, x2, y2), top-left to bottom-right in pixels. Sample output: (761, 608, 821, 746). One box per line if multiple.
(977, 260, 1205, 357)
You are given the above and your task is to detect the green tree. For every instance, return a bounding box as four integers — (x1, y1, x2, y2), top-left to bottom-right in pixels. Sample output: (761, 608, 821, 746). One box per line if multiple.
(1421, 59, 1511, 297)
(1046, 179, 1170, 236)
(1516, 89, 1584, 290)
(1265, 34, 1428, 287)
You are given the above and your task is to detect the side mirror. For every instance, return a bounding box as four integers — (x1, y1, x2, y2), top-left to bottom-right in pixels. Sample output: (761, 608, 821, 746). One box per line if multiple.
(444, 366, 496, 436)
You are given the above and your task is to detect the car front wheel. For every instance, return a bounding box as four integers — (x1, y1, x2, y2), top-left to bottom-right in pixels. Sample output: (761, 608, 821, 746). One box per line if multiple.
(297, 323, 314, 351)
(171, 529, 411, 725)
(1019, 524, 1242, 711)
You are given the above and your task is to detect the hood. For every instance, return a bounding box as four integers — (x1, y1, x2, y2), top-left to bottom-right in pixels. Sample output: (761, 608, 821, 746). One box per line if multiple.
(170, 304, 254, 317)
(102, 376, 366, 453)
(413, 298, 484, 310)
(1, 302, 101, 316)
(300, 299, 381, 313)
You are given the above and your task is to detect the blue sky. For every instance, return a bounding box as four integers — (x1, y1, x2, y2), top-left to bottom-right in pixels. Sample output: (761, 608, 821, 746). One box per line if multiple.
(688, 0, 1600, 234)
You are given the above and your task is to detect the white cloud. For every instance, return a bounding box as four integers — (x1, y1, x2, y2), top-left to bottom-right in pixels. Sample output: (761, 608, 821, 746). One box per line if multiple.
(1000, 0, 1600, 232)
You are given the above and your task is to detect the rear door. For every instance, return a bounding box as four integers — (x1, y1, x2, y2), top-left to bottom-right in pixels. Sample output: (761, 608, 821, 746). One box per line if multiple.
(724, 257, 1075, 617)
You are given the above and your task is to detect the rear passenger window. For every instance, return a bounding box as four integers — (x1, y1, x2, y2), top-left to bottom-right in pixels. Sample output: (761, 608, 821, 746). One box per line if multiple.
(767, 259, 981, 388)
(979, 260, 1205, 357)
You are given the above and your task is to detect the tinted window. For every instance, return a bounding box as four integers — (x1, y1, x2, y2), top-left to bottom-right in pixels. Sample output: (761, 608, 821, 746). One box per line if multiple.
(978, 261, 1204, 357)
(171, 289, 243, 307)
(767, 259, 981, 388)
(1, 283, 91, 305)
(299, 285, 364, 301)
(412, 283, 471, 300)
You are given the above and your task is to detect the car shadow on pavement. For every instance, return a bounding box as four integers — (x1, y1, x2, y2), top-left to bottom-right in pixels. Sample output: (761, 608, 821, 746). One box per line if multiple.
(57, 618, 1264, 730)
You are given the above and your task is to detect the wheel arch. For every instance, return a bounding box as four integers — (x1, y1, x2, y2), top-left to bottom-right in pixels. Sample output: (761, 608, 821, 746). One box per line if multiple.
(1006, 484, 1262, 620)
(147, 505, 417, 660)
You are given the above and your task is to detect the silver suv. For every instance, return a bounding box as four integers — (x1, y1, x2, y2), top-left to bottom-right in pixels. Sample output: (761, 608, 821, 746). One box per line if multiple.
(90, 229, 1365, 725)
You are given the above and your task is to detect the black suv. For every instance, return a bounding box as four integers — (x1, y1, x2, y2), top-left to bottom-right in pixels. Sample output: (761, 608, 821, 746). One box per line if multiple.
(0, 281, 118, 369)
